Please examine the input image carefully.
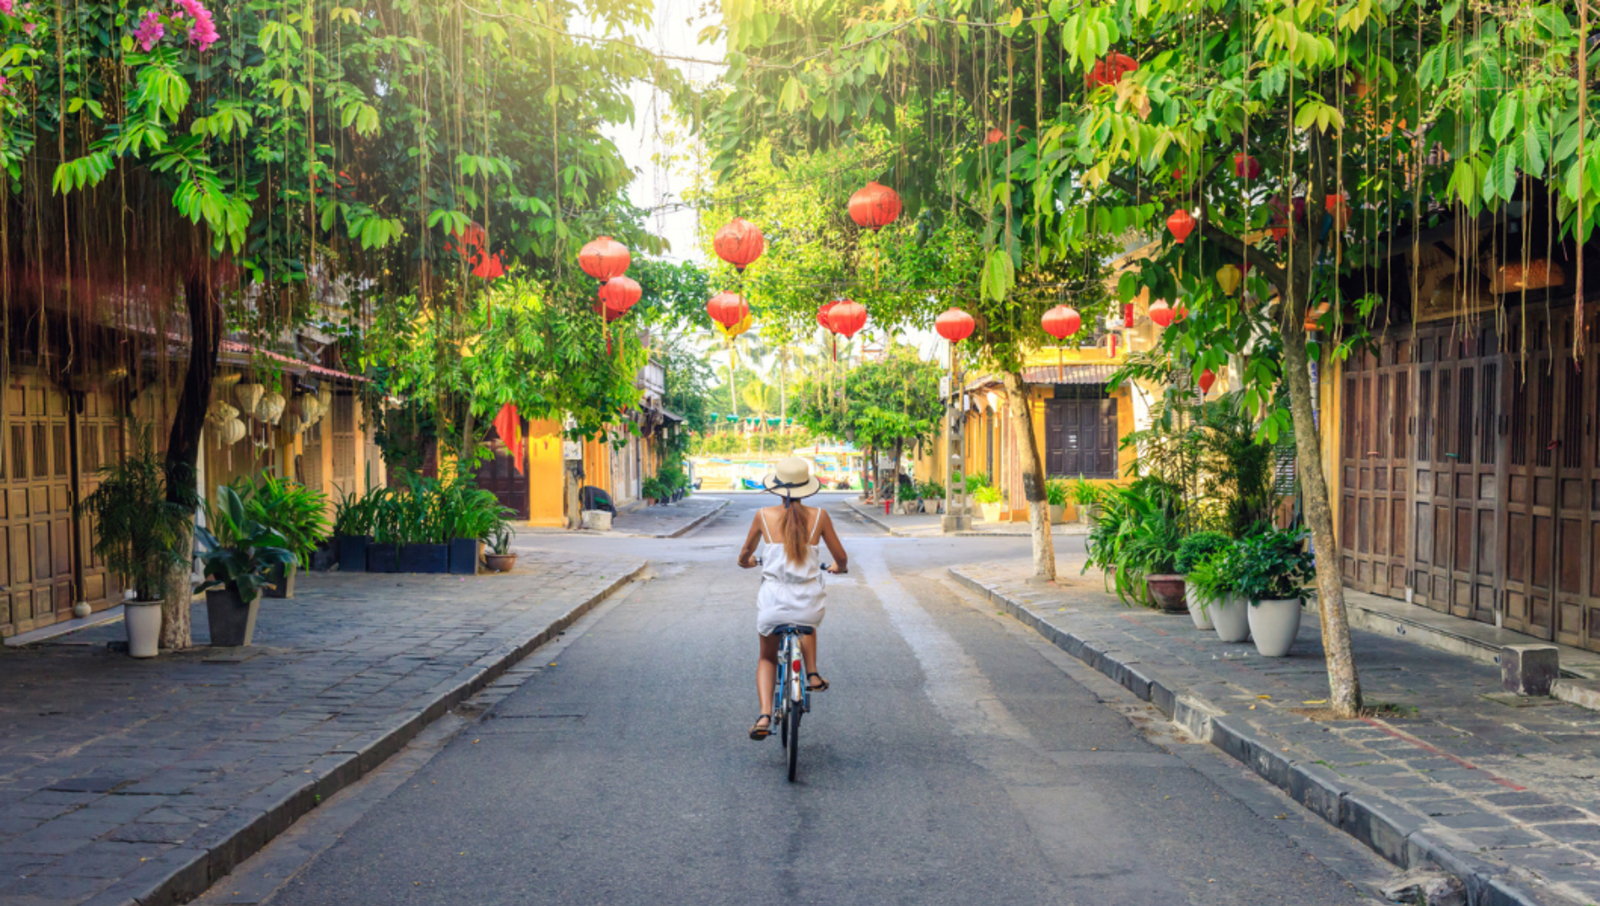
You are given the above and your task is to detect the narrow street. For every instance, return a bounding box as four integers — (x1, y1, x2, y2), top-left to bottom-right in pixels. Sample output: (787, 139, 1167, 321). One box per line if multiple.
(199, 494, 1391, 906)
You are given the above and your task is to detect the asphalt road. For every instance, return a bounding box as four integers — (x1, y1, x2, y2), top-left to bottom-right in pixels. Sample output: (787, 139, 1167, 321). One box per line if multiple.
(216, 493, 1388, 905)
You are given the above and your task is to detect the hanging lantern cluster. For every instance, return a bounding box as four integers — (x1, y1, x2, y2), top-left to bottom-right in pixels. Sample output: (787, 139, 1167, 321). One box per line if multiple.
(1041, 306, 1081, 340)
(848, 182, 902, 232)
(578, 236, 630, 283)
(713, 218, 765, 271)
(935, 307, 975, 343)
(828, 300, 868, 338)
(598, 275, 642, 320)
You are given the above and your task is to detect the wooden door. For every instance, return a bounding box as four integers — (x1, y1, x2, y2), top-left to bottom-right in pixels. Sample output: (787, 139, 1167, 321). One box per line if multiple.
(1502, 313, 1557, 640)
(475, 423, 529, 519)
(1550, 311, 1590, 648)
(1340, 339, 1412, 598)
(74, 391, 125, 609)
(331, 391, 357, 496)
(0, 375, 76, 635)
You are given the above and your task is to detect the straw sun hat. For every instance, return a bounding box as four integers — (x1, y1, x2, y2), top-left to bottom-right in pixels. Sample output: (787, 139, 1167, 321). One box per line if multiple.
(762, 457, 821, 500)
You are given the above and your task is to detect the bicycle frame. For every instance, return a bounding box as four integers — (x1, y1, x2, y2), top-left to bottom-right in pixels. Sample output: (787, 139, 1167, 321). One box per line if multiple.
(772, 628, 810, 724)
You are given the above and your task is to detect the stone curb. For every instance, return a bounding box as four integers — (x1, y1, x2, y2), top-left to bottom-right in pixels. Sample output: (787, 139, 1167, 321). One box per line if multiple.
(842, 500, 910, 537)
(948, 567, 1554, 906)
(92, 563, 649, 906)
(664, 499, 730, 539)
(842, 500, 1084, 538)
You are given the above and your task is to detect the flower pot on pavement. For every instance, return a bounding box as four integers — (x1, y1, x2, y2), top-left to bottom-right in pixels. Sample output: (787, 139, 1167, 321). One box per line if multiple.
(206, 587, 261, 647)
(484, 552, 517, 572)
(1248, 598, 1303, 657)
(1145, 574, 1188, 613)
(448, 538, 482, 575)
(336, 534, 370, 572)
(125, 599, 163, 658)
(398, 543, 450, 573)
(1048, 503, 1065, 524)
(979, 502, 1004, 523)
(1185, 584, 1213, 630)
(263, 562, 296, 599)
(1211, 594, 1251, 643)
(366, 543, 398, 573)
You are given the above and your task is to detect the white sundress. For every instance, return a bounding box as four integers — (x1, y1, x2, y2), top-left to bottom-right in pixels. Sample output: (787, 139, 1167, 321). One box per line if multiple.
(755, 507, 827, 636)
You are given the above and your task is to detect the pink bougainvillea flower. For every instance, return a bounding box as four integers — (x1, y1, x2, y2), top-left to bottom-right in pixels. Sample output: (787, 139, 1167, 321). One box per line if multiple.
(0, 1, 14, 15)
(188, 15, 218, 51)
(133, 10, 163, 51)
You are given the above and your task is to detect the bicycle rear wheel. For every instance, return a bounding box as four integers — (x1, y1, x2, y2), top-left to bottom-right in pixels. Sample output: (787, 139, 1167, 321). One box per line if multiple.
(786, 704, 801, 782)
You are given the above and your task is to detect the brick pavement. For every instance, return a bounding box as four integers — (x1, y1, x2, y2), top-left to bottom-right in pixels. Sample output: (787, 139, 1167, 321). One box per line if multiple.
(0, 553, 643, 906)
(607, 495, 728, 537)
(953, 561, 1600, 906)
(841, 498, 1088, 537)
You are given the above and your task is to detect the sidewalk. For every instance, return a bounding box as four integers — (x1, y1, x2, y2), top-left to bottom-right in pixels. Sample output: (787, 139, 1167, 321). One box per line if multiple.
(952, 561, 1600, 906)
(842, 498, 1088, 537)
(0, 554, 644, 906)
(609, 495, 728, 537)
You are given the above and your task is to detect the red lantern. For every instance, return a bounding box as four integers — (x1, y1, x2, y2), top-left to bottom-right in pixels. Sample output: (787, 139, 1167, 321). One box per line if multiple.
(598, 275, 642, 316)
(1198, 369, 1217, 394)
(1326, 193, 1352, 231)
(1086, 52, 1138, 89)
(1172, 302, 1189, 322)
(1108, 334, 1119, 358)
(1123, 302, 1135, 327)
(1233, 153, 1261, 180)
(713, 218, 764, 271)
(817, 300, 839, 333)
(1167, 209, 1196, 244)
(828, 300, 868, 338)
(984, 126, 1006, 145)
(591, 300, 627, 323)
(1148, 299, 1174, 328)
(1041, 306, 1082, 340)
(935, 307, 976, 343)
(707, 292, 748, 329)
(578, 236, 630, 283)
(848, 182, 902, 231)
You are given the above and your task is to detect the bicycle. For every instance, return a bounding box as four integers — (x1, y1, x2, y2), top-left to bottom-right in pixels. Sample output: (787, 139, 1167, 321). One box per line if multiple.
(769, 622, 813, 783)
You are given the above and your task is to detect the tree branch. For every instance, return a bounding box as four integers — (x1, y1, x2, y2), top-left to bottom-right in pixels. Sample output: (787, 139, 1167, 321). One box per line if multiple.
(1103, 172, 1289, 292)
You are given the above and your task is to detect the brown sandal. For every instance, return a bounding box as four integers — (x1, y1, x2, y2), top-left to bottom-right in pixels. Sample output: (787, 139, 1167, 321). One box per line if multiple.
(807, 672, 830, 692)
(749, 714, 772, 740)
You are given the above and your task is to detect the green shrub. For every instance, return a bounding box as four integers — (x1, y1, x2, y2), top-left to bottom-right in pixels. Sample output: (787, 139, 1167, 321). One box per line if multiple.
(1234, 528, 1315, 602)
(1045, 480, 1069, 507)
(235, 474, 330, 568)
(973, 484, 1002, 504)
(1175, 531, 1232, 574)
(641, 475, 666, 500)
(77, 432, 192, 601)
(1069, 477, 1101, 506)
(919, 478, 945, 500)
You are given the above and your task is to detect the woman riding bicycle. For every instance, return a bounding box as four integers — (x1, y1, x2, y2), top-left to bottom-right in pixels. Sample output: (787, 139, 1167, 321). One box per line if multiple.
(737, 457, 848, 741)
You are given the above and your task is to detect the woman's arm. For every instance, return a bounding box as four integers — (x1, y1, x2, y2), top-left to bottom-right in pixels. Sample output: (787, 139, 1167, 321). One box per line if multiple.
(817, 510, 849, 573)
(737, 512, 763, 568)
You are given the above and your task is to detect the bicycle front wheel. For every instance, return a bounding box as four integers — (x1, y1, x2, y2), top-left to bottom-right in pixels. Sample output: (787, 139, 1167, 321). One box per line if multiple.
(786, 704, 801, 782)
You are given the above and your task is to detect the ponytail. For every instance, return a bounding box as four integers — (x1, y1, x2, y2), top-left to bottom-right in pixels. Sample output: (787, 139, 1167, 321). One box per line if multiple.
(780, 499, 810, 566)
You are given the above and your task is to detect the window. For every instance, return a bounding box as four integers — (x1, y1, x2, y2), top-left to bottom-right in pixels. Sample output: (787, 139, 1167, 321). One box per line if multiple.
(1045, 392, 1118, 478)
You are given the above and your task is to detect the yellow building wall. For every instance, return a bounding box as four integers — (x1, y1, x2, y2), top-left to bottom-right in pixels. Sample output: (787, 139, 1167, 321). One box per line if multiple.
(526, 418, 566, 528)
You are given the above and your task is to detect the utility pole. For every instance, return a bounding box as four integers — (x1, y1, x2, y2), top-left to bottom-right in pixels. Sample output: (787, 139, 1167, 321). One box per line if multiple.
(942, 339, 971, 533)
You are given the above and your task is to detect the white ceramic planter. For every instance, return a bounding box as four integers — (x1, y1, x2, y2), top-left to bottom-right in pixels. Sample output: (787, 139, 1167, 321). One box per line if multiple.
(1248, 597, 1303, 657)
(1185, 584, 1213, 630)
(1211, 594, 1250, 643)
(125, 599, 163, 658)
(979, 502, 1004, 522)
(1048, 503, 1065, 524)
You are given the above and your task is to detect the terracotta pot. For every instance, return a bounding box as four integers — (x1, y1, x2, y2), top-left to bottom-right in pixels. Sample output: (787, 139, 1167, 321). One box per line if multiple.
(1145, 574, 1188, 613)
(484, 552, 517, 572)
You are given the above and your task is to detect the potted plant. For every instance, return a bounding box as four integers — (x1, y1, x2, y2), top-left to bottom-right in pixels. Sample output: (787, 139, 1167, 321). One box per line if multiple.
(921, 478, 945, 514)
(367, 492, 401, 573)
(1188, 539, 1250, 642)
(195, 486, 296, 647)
(439, 475, 504, 575)
(1174, 531, 1232, 630)
(1235, 528, 1316, 657)
(484, 523, 518, 572)
(1045, 479, 1068, 525)
(237, 475, 329, 598)
(333, 485, 384, 571)
(1127, 511, 1187, 613)
(392, 473, 450, 573)
(1070, 477, 1100, 525)
(641, 475, 665, 506)
(76, 435, 192, 658)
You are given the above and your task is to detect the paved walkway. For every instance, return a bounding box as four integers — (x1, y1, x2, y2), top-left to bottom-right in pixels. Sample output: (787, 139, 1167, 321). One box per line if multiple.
(608, 495, 727, 537)
(0, 555, 643, 906)
(952, 561, 1600, 906)
(842, 498, 1088, 537)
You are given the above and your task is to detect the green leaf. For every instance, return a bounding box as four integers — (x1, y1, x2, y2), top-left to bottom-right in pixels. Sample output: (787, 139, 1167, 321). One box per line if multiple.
(1488, 93, 1518, 143)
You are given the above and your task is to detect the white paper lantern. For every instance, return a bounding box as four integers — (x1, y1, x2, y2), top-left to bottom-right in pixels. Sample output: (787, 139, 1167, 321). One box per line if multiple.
(207, 400, 239, 425)
(235, 383, 264, 416)
(220, 417, 246, 445)
(256, 391, 286, 425)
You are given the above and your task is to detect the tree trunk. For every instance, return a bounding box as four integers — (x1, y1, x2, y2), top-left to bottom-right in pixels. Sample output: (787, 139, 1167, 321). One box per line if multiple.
(1280, 313, 1363, 717)
(892, 438, 903, 509)
(161, 272, 222, 651)
(1001, 370, 1055, 580)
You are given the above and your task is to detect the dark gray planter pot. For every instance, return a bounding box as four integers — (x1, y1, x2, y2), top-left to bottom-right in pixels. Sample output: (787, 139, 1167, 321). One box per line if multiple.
(263, 562, 297, 599)
(337, 535, 370, 572)
(206, 587, 261, 647)
(448, 538, 481, 575)
(366, 542, 399, 573)
(399, 543, 449, 573)
(311, 541, 337, 572)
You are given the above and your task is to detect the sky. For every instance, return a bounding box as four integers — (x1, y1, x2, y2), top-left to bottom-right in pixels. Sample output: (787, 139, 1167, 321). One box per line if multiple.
(601, 0, 724, 264)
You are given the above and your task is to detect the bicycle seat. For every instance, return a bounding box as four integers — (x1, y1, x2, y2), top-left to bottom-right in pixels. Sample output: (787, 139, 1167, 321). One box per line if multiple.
(770, 624, 814, 636)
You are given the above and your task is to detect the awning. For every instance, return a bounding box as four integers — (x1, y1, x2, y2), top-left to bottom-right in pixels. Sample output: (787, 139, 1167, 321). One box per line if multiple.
(1021, 364, 1118, 385)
